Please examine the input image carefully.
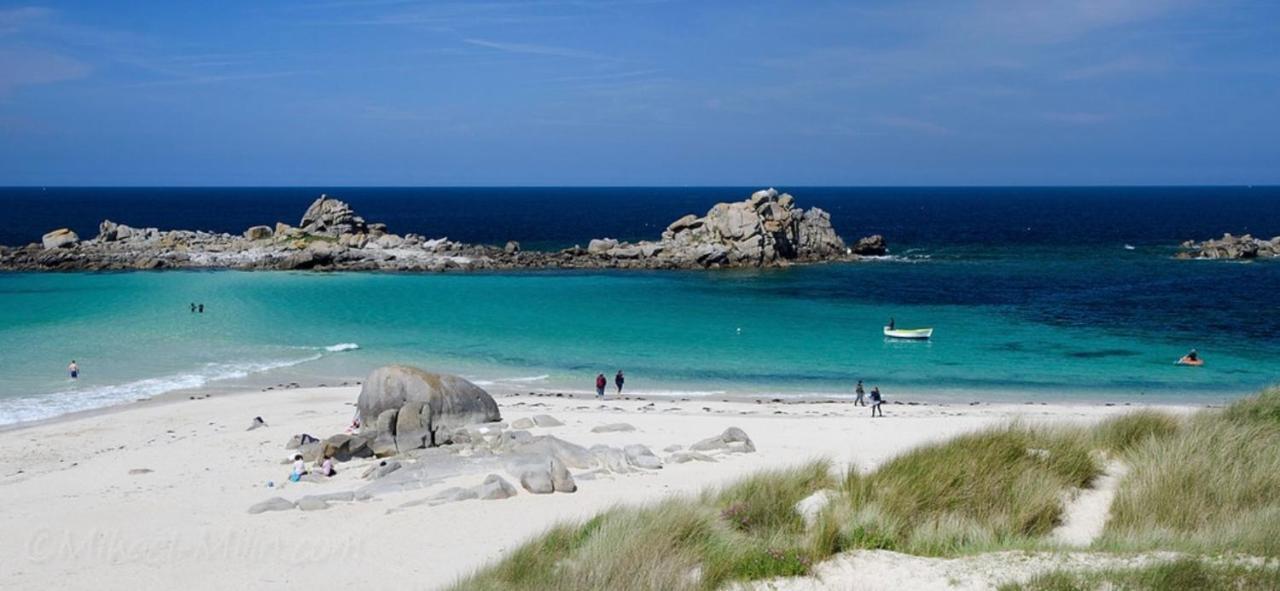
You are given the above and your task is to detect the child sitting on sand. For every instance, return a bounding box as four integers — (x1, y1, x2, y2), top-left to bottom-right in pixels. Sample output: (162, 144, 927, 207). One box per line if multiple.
(290, 454, 307, 482)
(320, 454, 336, 477)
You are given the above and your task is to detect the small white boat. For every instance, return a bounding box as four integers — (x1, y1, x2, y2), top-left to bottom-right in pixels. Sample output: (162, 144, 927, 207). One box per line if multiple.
(884, 326, 933, 340)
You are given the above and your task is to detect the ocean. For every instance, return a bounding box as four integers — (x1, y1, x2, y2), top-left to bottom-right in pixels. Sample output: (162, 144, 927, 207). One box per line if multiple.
(1, 186, 1278, 425)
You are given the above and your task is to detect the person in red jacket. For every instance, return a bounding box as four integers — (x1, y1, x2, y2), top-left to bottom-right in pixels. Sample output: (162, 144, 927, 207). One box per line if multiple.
(595, 373, 607, 397)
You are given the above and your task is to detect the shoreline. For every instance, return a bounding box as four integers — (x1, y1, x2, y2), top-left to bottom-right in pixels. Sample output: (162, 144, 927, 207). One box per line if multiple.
(0, 375, 1229, 436)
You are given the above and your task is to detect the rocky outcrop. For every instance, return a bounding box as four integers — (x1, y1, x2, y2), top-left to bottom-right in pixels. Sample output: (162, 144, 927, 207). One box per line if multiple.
(851, 234, 888, 256)
(357, 365, 502, 453)
(650, 188, 847, 267)
(1179, 233, 1280, 260)
(1, 189, 885, 271)
(42, 228, 79, 250)
(300, 195, 369, 236)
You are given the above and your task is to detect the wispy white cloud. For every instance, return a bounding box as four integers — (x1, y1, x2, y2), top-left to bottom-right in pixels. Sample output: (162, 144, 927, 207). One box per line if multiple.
(0, 6, 52, 35)
(0, 47, 89, 94)
(1043, 111, 1110, 125)
(876, 115, 952, 135)
(1062, 56, 1165, 80)
(545, 68, 660, 83)
(124, 70, 306, 88)
(463, 38, 612, 61)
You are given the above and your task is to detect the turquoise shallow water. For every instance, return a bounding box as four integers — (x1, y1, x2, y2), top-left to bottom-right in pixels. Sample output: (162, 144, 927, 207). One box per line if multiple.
(1, 255, 1277, 424)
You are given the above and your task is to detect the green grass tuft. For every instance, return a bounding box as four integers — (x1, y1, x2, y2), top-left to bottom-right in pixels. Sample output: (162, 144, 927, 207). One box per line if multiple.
(449, 461, 833, 591)
(838, 424, 1099, 555)
(1099, 392, 1280, 557)
(1090, 410, 1181, 455)
(1220, 387, 1280, 426)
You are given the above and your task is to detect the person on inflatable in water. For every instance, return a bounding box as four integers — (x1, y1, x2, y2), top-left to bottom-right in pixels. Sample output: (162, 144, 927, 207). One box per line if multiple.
(1179, 349, 1203, 366)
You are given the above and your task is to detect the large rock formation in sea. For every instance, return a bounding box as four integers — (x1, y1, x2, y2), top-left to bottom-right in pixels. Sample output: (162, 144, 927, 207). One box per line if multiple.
(299, 195, 370, 236)
(0, 188, 887, 271)
(1178, 233, 1280, 260)
(357, 365, 502, 454)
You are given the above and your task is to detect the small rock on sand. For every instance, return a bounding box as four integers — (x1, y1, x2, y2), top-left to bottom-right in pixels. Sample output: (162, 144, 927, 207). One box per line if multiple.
(296, 497, 330, 511)
(362, 460, 401, 480)
(668, 451, 716, 464)
(794, 490, 832, 528)
(511, 417, 535, 429)
(690, 426, 756, 453)
(532, 414, 563, 427)
(286, 433, 319, 450)
(477, 474, 518, 500)
(591, 423, 636, 433)
(624, 444, 662, 470)
(248, 497, 296, 514)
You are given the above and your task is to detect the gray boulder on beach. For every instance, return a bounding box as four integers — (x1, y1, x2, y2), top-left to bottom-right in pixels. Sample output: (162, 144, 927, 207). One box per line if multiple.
(358, 365, 502, 453)
(532, 414, 563, 427)
(476, 474, 518, 500)
(690, 426, 756, 453)
(511, 417, 535, 429)
(247, 497, 296, 514)
(669, 451, 717, 464)
(591, 422, 636, 433)
(624, 444, 662, 470)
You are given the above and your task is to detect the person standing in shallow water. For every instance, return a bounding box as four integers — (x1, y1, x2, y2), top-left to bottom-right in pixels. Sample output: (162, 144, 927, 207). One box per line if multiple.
(68, 360, 79, 380)
(198, 304, 204, 313)
(615, 370, 625, 394)
(190, 303, 196, 313)
(854, 380, 866, 406)
(595, 373, 607, 397)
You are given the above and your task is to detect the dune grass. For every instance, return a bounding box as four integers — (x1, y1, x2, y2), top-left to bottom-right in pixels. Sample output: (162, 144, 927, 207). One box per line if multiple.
(831, 424, 1099, 556)
(448, 461, 834, 591)
(452, 390, 1280, 590)
(999, 558, 1280, 591)
(1099, 389, 1280, 557)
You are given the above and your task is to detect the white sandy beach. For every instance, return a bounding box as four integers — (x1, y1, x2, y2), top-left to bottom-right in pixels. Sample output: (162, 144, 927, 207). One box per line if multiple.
(0, 385, 1200, 591)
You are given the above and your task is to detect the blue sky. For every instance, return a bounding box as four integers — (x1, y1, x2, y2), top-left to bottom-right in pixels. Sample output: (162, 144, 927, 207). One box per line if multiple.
(0, 1, 1277, 185)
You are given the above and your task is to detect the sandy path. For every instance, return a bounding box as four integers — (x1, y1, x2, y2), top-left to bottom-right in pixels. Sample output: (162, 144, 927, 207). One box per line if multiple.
(0, 387, 1187, 591)
(1051, 459, 1129, 547)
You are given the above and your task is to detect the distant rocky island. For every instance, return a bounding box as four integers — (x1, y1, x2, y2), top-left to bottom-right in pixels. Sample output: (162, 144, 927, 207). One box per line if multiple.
(1178, 233, 1280, 260)
(0, 188, 887, 272)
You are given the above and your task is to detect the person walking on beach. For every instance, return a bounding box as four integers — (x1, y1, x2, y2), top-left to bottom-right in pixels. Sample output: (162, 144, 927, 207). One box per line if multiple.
(595, 373, 607, 397)
(68, 360, 79, 380)
(854, 380, 866, 406)
(869, 386, 884, 417)
(615, 370, 625, 394)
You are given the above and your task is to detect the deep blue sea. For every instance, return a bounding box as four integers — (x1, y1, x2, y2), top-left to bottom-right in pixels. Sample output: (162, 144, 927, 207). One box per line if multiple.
(1, 187, 1278, 425)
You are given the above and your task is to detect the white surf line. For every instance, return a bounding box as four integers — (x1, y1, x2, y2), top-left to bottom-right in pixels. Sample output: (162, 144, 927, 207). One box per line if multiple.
(1051, 459, 1129, 547)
